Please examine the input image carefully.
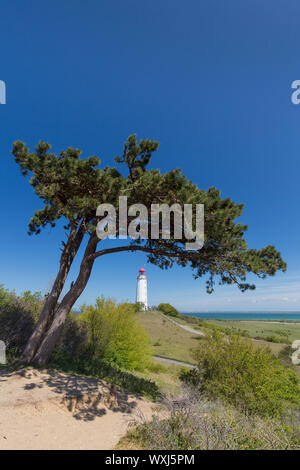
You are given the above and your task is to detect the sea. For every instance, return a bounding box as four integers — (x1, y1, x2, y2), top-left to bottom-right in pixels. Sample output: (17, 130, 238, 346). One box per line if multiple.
(180, 312, 300, 321)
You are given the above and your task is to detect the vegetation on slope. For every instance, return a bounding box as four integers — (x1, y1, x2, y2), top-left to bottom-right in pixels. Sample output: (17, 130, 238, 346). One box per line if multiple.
(138, 311, 199, 364)
(1, 284, 300, 450)
(180, 331, 300, 418)
(121, 388, 300, 450)
(0, 287, 159, 399)
(79, 297, 152, 371)
(177, 314, 300, 343)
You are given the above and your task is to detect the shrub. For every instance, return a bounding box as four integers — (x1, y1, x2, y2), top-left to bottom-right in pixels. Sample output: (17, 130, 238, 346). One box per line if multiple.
(55, 313, 89, 359)
(0, 284, 10, 309)
(180, 331, 300, 418)
(265, 335, 288, 344)
(79, 296, 152, 371)
(134, 302, 145, 312)
(124, 388, 300, 450)
(0, 288, 152, 374)
(0, 288, 43, 357)
(158, 303, 178, 317)
(20, 290, 43, 319)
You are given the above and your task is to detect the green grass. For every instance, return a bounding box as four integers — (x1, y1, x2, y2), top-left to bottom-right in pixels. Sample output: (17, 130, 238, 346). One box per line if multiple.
(175, 316, 300, 341)
(53, 313, 300, 395)
(204, 319, 300, 341)
(135, 362, 184, 396)
(138, 310, 300, 365)
(174, 314, 300, 379)
(138, 311, 201, 364)
(250, 338, 286, 355)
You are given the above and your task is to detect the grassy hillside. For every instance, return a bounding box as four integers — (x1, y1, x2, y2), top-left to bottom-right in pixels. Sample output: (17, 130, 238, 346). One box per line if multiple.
(138, 311, 299, 361)
(135, 362, 184, 395)
(138, 311, 300, 379)
(138, 311, 200, 364)
(202, 319, 300, 342)
(174, 314, 300, 378)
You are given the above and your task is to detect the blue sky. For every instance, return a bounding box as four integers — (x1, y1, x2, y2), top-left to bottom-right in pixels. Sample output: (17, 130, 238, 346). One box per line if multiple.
(0, 0, 300, 312)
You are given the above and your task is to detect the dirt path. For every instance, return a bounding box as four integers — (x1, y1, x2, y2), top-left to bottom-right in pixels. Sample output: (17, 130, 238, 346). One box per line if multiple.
(153, 355, 196, 368)
(159, 313, 205, 336)
(0, 368, 154, 450)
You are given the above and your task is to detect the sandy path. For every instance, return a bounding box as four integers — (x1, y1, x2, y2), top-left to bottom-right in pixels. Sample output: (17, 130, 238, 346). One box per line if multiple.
(159, 313, 205, 336)
(153, 356, 196, 368)
(0, 368, 154, 450)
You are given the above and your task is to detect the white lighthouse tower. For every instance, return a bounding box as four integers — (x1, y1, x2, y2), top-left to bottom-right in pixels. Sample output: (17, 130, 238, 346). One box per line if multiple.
(136, 268, 148, 310)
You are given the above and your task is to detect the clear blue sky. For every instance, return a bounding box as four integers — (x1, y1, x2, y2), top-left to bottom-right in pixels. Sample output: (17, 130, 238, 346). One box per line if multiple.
(0, 0, 300, 312)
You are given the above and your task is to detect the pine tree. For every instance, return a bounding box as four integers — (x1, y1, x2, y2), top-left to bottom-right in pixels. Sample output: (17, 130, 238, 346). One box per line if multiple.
(12, 141, 123, 363)
(13, 135, 286, 365)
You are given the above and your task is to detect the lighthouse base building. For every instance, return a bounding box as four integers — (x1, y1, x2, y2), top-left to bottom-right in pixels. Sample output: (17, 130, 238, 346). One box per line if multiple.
(136, 268, 148, 310)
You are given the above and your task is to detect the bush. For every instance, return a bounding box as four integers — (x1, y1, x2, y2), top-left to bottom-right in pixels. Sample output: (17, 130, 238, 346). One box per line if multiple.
(124, 388, 300, 450)
(0, 287, 43, 357)
(265, 335, 288, 344)
(79, 296, 152, 371)
(180, 331, 300, 418)
(158, 303, 178, 317)
(0, 284, 10, 309)
(55, 313, 89, 359)
(0, 287, 152, 374)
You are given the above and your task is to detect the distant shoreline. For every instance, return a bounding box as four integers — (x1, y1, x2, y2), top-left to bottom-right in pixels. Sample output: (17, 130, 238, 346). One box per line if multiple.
(179, 312, 300, 321)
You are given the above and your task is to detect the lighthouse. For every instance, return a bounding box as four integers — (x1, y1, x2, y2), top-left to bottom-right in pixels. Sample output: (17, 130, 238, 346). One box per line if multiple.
(136, 268, 148, 310)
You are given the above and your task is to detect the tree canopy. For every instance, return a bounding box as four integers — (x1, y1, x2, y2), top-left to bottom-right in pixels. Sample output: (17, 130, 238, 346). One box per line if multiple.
(12, 134, 287, 364)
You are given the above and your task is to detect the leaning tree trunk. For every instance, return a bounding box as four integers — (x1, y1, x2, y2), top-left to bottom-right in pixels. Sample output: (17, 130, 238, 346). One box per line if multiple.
(20, 223, 85, 364)
(33, 234, 99, 366)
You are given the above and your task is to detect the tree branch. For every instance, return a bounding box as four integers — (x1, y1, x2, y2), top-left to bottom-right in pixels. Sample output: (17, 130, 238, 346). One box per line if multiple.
(90, 244, 180, 261)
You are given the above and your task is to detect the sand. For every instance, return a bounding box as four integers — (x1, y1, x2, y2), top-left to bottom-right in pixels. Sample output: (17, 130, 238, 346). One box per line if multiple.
(0, 368, 154, 450)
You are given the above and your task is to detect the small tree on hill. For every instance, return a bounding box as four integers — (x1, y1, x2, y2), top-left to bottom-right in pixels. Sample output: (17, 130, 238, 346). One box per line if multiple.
(158, 303, 179, 317)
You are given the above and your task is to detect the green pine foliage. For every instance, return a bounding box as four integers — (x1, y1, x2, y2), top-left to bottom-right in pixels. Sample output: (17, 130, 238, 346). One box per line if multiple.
(12, 140, 123, 236)
(10, 134, 288, 366)
(12, 134, 287, 295)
